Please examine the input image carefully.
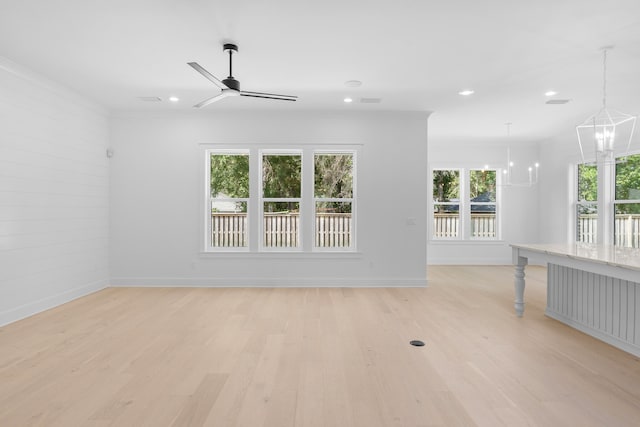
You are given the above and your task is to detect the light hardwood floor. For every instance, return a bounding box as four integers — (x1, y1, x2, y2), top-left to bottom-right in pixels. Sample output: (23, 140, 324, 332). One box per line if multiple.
(1, 266, 640, 426)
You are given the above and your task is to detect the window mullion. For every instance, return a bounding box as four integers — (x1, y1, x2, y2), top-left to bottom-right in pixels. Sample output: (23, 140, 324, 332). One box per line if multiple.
(598, 158, 614, 244)
(461, 169, 470, 239)
(302, 148, 314, 251)
(249, 148, 261, 252)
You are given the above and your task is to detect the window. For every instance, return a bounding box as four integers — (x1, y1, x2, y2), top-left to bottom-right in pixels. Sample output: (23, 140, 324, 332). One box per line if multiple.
(614, 153, 640, 248)
(262, 152, 302, 249)
(205, 147, 357, 252)
(314, 152, 354, 249)
(209, 151, 249, 249)
(433, 169, 460, 238)
(576, 163, 598, 243)
(431, 168, 499, 240)
(469, 169, 497, 238)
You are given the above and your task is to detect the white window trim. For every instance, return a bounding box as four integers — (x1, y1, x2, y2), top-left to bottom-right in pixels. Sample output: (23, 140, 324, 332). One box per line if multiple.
(574, 150, 640, 246)
(205, 149, 251, 252)
(202, 144, 359, 253)
(260, 149, 303, 252)
(429, 166, 501, 241)
(313, 149, 357, 252)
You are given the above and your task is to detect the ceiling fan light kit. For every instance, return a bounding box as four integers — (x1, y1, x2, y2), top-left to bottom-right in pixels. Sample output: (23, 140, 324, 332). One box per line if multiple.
(188, 43, 297, 108)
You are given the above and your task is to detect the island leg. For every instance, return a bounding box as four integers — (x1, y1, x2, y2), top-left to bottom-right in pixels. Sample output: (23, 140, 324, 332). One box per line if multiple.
(514, 256, 528, 317)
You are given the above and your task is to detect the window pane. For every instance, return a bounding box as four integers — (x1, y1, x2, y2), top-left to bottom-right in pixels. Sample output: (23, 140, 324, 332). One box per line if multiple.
(615, 204, 640, 248)
(615, 154, 640, 200)
(433, 204, 459, 238)
(210, 154, 249, 198)
(314, 154, 353, 198)
(433, 170, 459, 202)
(263, 154, 301, 198)
(469, 170, 496, 201)
(315, 202, 352, 248)
(577, 204, 598, 243)
(578, 163, 597, 202)
(263, 202, 300, 248)
(211, 201, 247, 247)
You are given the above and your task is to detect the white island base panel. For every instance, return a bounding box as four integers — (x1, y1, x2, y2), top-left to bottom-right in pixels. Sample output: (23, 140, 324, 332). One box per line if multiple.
(511, 243, 640, 358)
(546, 263, 640, 358)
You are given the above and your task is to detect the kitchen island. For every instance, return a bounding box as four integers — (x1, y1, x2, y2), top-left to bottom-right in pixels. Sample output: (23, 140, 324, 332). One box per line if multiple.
(511, 243, 640, 357)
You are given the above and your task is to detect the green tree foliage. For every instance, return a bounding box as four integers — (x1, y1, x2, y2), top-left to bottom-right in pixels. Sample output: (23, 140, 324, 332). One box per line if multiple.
(578, 163, 597, 202)
(469, 170, 496, 200)
(314, 154, 353, 213)
(211, 153, 355, 213)
(616, 154, 640, 214)
(433, 170, 459, 202)
(210, 154, 249, 198)
(262, 155, 302, 198)
(314, 154, 353, 198)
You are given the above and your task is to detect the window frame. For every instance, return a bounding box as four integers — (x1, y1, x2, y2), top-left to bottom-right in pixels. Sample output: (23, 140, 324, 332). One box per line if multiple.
(203, 145, 358, 254)
(575, 162, 598, 244)
(260, 149, 303, 252)
(468, 168, 498, 240)
(430, 166, 500, 241)
(613, 153, 640, 248)
(313, 150, 356, 251)
(206, 149, 251, 252)
(574, 151, 640, 248)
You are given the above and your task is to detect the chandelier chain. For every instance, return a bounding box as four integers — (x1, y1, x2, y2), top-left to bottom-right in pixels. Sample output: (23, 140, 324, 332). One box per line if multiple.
(602, 49, 607, 108)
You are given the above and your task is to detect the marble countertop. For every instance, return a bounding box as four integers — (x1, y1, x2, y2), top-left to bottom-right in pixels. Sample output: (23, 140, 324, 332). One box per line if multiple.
(511, 243, 640, 272)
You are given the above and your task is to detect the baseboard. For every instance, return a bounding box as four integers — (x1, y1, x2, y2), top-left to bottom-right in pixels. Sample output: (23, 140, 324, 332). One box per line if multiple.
(110, 276, 428, 288)
(0, 279, 109, 327)
(545, 309, 640, 358)
(427, 258, 510, 265)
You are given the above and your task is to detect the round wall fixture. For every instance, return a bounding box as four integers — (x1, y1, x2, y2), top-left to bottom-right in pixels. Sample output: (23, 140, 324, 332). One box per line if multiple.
(410, 340, 425, 347)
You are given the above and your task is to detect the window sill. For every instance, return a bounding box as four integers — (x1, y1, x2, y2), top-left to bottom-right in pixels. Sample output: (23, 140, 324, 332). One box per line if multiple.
(199, 251, 364, 260)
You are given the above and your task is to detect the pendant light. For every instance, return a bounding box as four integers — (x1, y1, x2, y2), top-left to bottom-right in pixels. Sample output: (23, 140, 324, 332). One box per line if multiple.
(576, 47, 637, 162)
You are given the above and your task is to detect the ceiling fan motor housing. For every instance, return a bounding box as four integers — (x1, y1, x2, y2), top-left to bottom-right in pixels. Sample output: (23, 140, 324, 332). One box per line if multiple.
(223, 43, 238, 53)
(222, 77, 240, 91)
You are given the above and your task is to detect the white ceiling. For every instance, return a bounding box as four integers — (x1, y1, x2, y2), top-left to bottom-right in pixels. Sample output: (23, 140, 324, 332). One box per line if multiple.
(1, 0, 640, 144)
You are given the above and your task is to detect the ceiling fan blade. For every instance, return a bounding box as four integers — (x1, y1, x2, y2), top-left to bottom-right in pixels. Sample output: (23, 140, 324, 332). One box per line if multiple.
(193, 92, 230, 108)
(187, 62, 228, 90)
(240, 91, 297, 101)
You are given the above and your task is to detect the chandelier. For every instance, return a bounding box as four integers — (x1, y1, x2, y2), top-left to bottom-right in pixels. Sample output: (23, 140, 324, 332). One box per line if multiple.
(576, 47, 637, 162)
(501, 122, 539, 187)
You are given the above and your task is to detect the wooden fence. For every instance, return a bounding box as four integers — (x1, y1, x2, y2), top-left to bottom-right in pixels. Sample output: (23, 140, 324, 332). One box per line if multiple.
(211, 212, 352, 248)
(578, 214, 640, 247)
(433, 213, 496, 238)
(615, 214, 640, 248)
(577, 214, 597, 243)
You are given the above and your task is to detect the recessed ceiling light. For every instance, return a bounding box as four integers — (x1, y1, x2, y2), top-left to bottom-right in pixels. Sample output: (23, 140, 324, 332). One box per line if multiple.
(169, 96, 180, 102)
(545, 90, 557, 97)
(458, 89, 474, 96)
(345, 80, 362, 88)
(344, 97, 353, 103)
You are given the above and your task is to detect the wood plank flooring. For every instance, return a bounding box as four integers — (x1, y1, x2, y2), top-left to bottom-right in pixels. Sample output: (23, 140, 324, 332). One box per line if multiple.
(1, 266, 640, 426)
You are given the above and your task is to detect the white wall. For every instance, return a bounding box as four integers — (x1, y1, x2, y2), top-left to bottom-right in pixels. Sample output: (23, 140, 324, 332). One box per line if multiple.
(109, 110, 429, 287)
(427, 139, 541, 264)
(537, 132, 581, 245)
(0, 57, 110, 326)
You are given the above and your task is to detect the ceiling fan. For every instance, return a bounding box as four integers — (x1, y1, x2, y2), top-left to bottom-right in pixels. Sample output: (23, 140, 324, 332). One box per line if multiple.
(188, 43, 297, 108)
